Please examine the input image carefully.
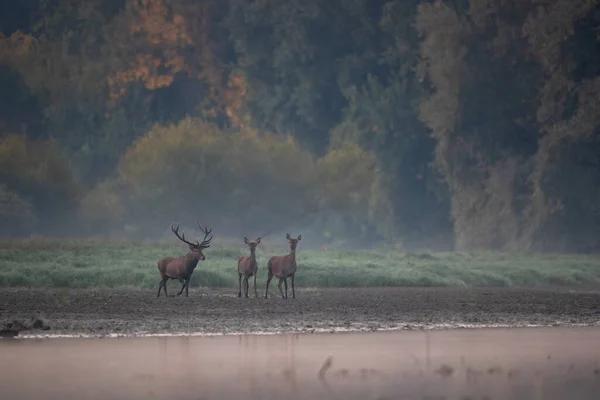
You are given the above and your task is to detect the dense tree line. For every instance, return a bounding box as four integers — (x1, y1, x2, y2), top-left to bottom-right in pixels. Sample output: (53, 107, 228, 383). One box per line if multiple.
(1, 0, 599, 252)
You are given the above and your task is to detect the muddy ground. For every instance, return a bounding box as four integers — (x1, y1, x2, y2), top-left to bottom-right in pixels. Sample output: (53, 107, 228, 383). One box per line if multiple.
(1, 286, 600, 337)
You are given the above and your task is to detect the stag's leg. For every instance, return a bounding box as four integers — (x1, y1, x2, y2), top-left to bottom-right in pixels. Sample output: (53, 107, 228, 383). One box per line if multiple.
(176, 277, 186, 296)
(278, 278, 285, 299)
(291, 273, 295, 299)
(253, 274, 258, 298)
(265, 269, 273, 299)
(185, 278, 190, 297)
(238, 273, 242, 298)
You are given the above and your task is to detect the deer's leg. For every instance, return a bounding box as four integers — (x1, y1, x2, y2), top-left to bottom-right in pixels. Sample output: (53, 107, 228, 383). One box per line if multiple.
(284, 278, 288, 299)
(265, 269, 273, 299)
(238, 273, 242, 298)
(163, 277, 169, 297)
(291, 273, 295, 299)
(176, 278, 186, 296)
(157, 278, 165, 298)
(278, 278, 285, 298)
(253, 274, 258, 298)
(185, 278, 190, 297)
(244, 276, 250, 298)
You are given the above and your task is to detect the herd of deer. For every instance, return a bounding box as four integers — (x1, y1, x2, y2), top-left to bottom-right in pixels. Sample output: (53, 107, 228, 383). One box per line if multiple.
(157, 222, 302, 299)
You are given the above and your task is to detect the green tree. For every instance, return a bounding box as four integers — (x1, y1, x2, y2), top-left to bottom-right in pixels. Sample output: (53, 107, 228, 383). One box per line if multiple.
(0, 133, 80, 236)
(116, 117, 318, 236)
(416, 0, 542, 250)
(315, 142, 394, 245)
(522, 0, 600, 252)
(227, 0, 390, 153)
(330, 0, 452, 248)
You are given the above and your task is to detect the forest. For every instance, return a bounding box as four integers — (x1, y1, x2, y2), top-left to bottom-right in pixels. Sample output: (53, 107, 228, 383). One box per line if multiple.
(1, 0, 600, 253)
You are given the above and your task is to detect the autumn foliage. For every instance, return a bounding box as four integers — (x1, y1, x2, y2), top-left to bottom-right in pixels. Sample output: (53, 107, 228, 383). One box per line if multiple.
(2, 0, 600, 252)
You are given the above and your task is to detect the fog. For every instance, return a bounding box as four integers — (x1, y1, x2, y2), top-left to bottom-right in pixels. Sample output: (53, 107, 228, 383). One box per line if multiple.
(1, 0, 600, 253)
(3, 327, 600, 400)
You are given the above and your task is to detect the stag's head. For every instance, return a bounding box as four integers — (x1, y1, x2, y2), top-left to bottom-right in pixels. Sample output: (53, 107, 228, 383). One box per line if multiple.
(171, 222, 213, 261)
(244, 237, 261, 253)
(286, 233, 302, 252)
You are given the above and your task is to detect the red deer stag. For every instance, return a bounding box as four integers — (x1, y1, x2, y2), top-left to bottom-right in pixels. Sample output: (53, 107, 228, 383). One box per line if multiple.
(237, 237, 261, 298)
(157, 222, 213, 298)
(265, 233, 301, 299)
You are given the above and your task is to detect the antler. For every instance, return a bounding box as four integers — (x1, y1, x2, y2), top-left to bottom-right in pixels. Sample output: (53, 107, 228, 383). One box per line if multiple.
(171, 223, 200, 247)
(197, 221, 213, 248)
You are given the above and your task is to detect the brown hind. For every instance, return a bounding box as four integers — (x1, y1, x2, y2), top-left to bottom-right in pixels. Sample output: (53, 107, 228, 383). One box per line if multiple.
(157, 222, 213, 297)
(237, 237, 261, 298)
(265, 233, 301, 299)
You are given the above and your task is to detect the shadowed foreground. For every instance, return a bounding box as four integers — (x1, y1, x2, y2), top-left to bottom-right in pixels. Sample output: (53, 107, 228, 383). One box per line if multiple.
(1, 287, 600, 336)
(1, 327, 600, 400)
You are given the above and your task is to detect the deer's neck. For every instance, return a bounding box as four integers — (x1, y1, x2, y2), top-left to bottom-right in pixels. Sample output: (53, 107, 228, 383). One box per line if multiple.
(288, 250, 296, 263)
(249, 251, 256, 263)
(186, 253, 200, 270)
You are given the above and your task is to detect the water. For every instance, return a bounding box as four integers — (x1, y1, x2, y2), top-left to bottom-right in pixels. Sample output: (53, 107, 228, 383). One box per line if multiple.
(1, 326, 599, 400)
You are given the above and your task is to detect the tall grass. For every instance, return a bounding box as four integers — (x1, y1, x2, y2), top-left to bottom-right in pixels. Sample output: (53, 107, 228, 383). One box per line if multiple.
(1, 238, 600, 289)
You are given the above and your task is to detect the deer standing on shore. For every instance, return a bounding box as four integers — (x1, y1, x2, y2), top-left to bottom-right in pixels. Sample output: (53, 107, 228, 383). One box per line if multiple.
(157, 222, 213, 298)
(237, 237, 261, 298)
(265, 233, 301, 299)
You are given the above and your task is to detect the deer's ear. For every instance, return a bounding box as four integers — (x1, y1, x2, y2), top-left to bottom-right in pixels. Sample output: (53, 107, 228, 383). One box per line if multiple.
(297, 235, 302, 241)
(286, 233, 291, 240)
(244, 237, 249, 244)
(255, 237, 261, 244)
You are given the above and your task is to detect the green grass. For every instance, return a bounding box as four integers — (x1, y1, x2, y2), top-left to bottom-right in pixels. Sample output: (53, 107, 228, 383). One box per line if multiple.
(1, 237, 600, 289)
